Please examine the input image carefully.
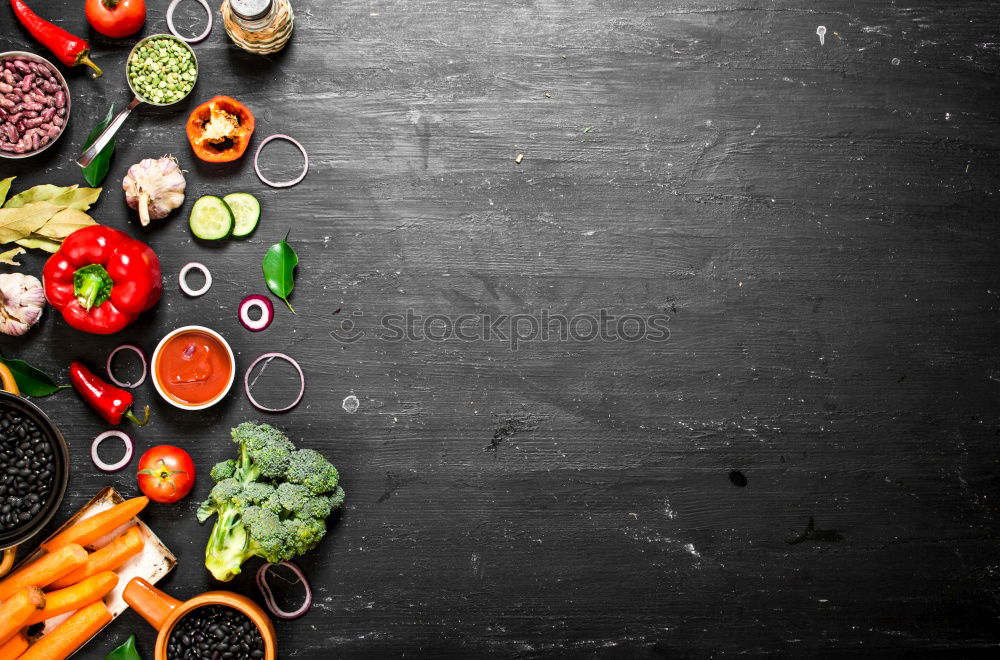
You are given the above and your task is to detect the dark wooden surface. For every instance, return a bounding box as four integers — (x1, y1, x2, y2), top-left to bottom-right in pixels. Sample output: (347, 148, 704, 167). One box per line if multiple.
(4, 0, 1000, 657)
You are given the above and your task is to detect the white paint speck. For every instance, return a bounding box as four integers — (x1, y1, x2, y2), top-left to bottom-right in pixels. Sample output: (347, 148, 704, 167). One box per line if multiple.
(342, 395, 360, 413)
(816, 26, 826, 46)
(683, 543, 701, 558)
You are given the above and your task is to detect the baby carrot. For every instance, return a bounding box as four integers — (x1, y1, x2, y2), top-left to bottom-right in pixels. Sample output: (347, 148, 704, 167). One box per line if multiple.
(0, 586, 45, 646)
(27, 571, 118, 625)
(19, 600, 111, 660)
(49, 526, 144, 590)
(42, 497, 149, 552)
(0, 544, 87, 601)
(0, 632, 28, 660)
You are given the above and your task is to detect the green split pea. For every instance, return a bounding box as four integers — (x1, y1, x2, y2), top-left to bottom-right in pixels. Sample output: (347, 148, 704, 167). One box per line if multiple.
(128, 37, 197, 104)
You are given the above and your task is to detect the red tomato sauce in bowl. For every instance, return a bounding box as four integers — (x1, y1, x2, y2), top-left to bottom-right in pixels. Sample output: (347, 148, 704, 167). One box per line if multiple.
(153, 327, 234, 408)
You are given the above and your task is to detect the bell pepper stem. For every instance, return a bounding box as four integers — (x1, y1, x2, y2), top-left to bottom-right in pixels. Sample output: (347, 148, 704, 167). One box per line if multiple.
(73, 264, 114, 310)
(126, 405, 151, 427)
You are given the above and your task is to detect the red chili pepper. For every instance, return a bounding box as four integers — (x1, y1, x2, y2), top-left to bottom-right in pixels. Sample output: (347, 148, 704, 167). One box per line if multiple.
(69, 361, 149, 426)
(43, 226, 162, 335)
(9, 0, 103, 78)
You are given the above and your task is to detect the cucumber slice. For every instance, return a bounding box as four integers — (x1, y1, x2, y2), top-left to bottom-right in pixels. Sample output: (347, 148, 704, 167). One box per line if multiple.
(189, 196, 234, 240)
(223, 193, 261, 237)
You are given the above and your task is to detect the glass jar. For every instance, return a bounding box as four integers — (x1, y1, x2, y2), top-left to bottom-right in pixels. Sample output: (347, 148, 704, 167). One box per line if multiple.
(221, 0, 294, 55)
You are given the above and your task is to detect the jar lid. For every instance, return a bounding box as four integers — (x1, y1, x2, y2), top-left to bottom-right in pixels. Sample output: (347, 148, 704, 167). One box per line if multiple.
(230, 0, 272, 21)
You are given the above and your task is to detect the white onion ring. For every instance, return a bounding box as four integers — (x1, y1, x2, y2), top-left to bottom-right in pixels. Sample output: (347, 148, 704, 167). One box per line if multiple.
(91, 430, 134, 472)
(256, 561, 312, 619)
(254, 134, 309, 188)
(239, 295, 274, 332)
(179, 262, 212, 297)
(106, 344, 147, 389)
(244, 352, 305, 412)
(166, 0, 214, 44)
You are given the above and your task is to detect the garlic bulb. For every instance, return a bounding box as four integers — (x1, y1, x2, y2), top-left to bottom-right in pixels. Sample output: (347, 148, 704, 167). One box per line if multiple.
(0, 273, 44, 336)
(123, 156, 187, 227)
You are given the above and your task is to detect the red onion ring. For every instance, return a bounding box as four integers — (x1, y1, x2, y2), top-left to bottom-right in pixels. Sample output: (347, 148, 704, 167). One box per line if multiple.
(179, 262, 212, 297)
(256, 561, 312, 619)
(166, 0, 214, 44)
(254, 134, 309, 188)
(239, 295, 274, 332)
(91, 430, 134, 472)
(106, 343, 147, 389)
(244, 352, 304, 412)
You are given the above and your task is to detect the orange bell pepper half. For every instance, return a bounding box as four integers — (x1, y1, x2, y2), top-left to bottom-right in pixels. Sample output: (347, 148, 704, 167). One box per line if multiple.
(186, 95, 255, 162)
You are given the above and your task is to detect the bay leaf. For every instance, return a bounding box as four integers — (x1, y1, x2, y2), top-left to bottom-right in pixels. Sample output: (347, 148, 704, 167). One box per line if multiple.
(3, 184, 101, 211)
(35, 208, 98, 240)
(0, 201, 61, 244)
(0, 177, 13, 206)
(262, 230, 298, 313)
(0, 246, 25, 265)
(15, 236, 63, 253)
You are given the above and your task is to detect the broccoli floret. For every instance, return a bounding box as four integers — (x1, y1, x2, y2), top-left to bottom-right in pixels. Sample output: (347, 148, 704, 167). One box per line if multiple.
(286, 449, 340, 494)
(285, 517, 326, 556)
(210, 459, 237, 481)
(199, 422, 346, 582)
(233, 422, 294, 478)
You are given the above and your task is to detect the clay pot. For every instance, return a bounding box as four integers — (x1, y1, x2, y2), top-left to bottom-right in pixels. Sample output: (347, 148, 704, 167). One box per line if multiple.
(123, 577, 277, 659)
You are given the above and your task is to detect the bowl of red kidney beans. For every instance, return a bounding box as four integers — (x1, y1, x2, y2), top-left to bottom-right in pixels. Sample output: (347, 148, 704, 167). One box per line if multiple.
(0, 52, 70, 158)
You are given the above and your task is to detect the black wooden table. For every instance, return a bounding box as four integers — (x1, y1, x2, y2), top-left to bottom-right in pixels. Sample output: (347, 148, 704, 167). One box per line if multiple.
(3, 1, 1000, 657)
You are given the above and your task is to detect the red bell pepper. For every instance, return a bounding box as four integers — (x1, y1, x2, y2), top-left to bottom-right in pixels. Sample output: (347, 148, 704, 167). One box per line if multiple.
(69, 361, 149, 425)
(43, 226, 162, 334)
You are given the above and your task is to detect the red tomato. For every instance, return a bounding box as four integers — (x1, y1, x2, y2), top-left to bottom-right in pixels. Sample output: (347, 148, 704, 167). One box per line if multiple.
(137, 445, 195, 503)
(85, 0, 146, 38)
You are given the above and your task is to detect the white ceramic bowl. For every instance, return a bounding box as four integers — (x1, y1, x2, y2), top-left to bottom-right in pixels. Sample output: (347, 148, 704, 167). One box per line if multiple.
(151, 326, 236, 410)
(0, 51, 71, 159)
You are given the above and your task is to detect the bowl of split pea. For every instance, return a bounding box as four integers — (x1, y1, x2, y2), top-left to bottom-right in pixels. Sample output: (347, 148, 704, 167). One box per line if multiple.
(126, 34, 198, 107)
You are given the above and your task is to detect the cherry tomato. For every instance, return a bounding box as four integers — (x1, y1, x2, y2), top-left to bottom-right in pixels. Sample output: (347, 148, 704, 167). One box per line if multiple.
(85, 0, 146, 38)
(137, 445, 195, 503)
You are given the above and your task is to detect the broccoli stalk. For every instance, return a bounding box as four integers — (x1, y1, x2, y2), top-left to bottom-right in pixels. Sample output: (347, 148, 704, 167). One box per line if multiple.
(198, 422, 344, 582)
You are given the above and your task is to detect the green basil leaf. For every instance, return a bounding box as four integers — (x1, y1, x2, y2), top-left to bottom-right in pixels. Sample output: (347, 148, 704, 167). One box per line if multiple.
(105, 634, 142, 660)
(262, 230, 298, 313)
(82, 106, 116, 188)
(0, 355, 70, 398)
(0, 176, 14, 206)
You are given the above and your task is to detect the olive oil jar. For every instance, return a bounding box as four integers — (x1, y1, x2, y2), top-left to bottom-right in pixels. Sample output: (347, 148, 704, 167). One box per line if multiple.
(221, 0, 294, 54)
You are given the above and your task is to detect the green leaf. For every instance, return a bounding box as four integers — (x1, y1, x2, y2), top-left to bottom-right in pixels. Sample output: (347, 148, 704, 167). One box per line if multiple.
(82, 106, 116, 187)
(105, 634, 141, 660)
(3, 184, 101, 211)
(0, 177, 14, 206)
(0, 355, 69, 398)
(262, 230, 298, 313)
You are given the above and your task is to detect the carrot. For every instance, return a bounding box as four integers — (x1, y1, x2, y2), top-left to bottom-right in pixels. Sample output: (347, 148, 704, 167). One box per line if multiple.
(18, 600, 111, 660)
(0, 632, 28, 660)
(0, 545, 87, 601)
(49, 526, 144, 590)
(26, 571, 118, 626)
(0, 586, 45, 646)
(42, 497, 149, 552)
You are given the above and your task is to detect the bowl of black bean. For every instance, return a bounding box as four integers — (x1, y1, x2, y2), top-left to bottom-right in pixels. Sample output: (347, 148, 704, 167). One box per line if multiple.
(0, 363, 70, 577)
(124, 577, 277, 660)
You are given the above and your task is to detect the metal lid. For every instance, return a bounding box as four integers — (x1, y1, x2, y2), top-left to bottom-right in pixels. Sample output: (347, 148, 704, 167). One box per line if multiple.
(229, 0, 273, 21)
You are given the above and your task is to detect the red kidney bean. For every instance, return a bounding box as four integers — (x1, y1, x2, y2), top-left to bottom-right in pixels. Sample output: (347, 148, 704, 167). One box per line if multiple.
(24, 116, 44, 129)
(54, 90, 65, 108)
(12, 60, 29, 75)
(20, 74, 33, 92)
(2, 124, 17, 142)
(22, 101, 42, 112)
(53, 115, 64, 127)
(0, 83, 10, 94)
(8, 112, 22, 124)
(40, 107, 54, 122)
